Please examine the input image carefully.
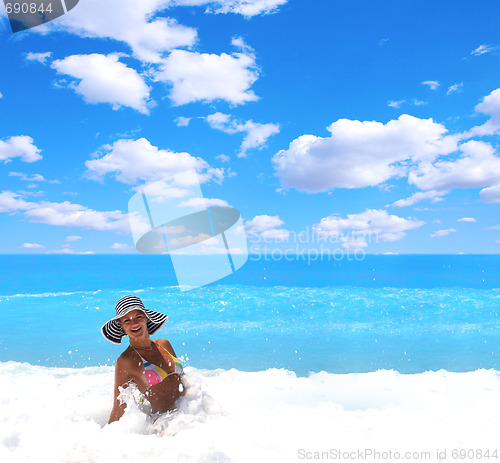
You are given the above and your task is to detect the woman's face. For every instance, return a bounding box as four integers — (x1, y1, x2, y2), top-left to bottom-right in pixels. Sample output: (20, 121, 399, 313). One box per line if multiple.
(119, 309, 148, 341)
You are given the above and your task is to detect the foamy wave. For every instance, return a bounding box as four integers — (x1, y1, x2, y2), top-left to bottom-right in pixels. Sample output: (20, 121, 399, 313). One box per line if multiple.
(1, 362, 499, 462)
(0, 289, 102, 299)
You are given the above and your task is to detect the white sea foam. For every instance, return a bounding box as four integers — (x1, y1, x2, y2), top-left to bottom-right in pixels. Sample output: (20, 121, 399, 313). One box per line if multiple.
(1, 362, 499, 462)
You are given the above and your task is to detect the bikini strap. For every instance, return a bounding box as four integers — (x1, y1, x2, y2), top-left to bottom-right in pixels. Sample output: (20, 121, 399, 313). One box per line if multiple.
(153, 341, 178, 360)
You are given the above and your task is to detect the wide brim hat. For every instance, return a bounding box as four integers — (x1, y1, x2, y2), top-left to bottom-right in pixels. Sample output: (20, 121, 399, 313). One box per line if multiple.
(101, 295, 168, 344)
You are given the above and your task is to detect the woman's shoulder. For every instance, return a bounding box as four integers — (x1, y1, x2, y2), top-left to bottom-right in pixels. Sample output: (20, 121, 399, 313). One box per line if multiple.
(154, 338, 170, 346)
(116, 346, 140, 368)
(154, 339, 175, 355)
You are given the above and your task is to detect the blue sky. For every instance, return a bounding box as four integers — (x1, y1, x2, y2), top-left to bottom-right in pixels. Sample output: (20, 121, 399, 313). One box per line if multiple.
(1, 0, 500, 255)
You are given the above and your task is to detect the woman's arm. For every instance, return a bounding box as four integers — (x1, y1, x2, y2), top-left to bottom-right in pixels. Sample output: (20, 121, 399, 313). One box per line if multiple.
(108, 356, 138, 424)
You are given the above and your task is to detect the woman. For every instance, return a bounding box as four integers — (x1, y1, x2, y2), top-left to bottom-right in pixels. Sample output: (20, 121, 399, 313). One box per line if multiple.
(102, 295, 185, 423)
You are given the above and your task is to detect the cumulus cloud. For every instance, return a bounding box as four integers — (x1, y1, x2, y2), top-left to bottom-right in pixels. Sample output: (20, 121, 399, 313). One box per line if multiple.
(422, 80, 439, 90)
(34, 1, 287, 63)
(206, 112, 279, 157)
(156, 39, 259, 106)
(245, 215, 290, 241)
(0, 136, 42, 163)
(430, 228, 456, 238)
(25, 52, 52, 64)
(313, 209, 425, 247)
(0, 191, 32, 213)
(0, 191, 132, 232)
(66, 235, 82, 241)
(273, 114, 457, 193)
(85, 138, 224, 185)
(409, 140, 500, 191)
(480, 184, 500, 203)
(51, 54, 152, 114)
(467, 88, 500, 137)
(47, 0, 197, 64)
(457, 217, 476, 223)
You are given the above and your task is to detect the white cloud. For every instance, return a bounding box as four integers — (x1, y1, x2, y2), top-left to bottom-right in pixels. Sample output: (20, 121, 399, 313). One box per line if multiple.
(178, 197, 230, 209)
(430, 228, 456, 238)
(0, 91, 3, 98)
(388, 100, 405, 108)
(47, 0, 197, 64)
(175, 116, 191, 126)
(245, 215, 289, 241)
(389, 190, 447, 208)
(389, 99, 427, 108)
(447, 83, 463, 95)
(24, 202, 132, 232)
(25, 52, 52, 64)
(111, 242, 131, 250)
(85, 137, 224, 185)
(167, 232, 213, 249)
(313, 209, 425, 246)
(156, 40, 259, 106)
(217, 154, 230, 163)
(206, 112, 279, 157)
(0, 191, 132, 232)
(0, 136, 42, 163)
(9, 172, 45, 182)
(0, 191, 32, 213)
(201, 0, 288, 17)
(457, 217, 476, 223)
(66, 235, 82, 242)
(51, 54, 152, 114)
(480, 184, 500, 203)
(36, 1, 286, 63)
(273, 114, 457, 193)
(422, 80, 439, 90)
(46, 249, 96, 255)
(471, 44, 495, 56)
(467, 88, 500, 137)
(409, 140, 500, 191)
(20, 243, 44, 249)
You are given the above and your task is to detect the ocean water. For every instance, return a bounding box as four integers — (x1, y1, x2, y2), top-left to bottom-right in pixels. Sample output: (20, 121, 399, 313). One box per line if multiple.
(1, 255, 500, 461)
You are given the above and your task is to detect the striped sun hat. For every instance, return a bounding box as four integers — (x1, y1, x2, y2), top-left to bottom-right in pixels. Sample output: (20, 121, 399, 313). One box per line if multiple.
(101, 295, 168, 344)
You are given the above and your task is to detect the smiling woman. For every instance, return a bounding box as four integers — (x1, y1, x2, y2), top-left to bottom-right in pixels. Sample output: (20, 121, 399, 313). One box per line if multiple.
(101, 295, 185, 424)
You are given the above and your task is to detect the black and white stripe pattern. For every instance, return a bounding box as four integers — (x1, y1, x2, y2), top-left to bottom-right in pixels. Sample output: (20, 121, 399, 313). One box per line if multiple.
(101, 295, 168, 344)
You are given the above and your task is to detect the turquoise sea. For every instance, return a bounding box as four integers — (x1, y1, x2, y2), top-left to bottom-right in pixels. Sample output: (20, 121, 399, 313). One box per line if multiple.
(1, 254, 499, 374)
